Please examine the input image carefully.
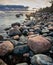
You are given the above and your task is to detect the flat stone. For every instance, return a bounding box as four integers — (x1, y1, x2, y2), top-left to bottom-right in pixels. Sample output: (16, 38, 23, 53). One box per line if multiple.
(16, 63, 28, 65)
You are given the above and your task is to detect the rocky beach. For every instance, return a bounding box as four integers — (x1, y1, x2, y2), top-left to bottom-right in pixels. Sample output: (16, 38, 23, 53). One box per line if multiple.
(0, 5, 53, 65)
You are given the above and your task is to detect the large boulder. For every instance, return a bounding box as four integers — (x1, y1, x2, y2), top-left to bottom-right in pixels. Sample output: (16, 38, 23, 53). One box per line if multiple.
(28, 35, 51, 53)
(31, 54, 53, 65)
(0, 59, 7, 65)
(0, 41, 14, 56)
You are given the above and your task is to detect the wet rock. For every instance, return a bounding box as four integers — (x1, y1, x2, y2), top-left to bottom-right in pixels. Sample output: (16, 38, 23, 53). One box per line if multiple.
(0, 41, 14, 56)
(4, 27, 11, 31)
(16, 63, 28, 65)
(0, 59, 7, 65)
(13, 45, 29, 55)
(11, 22, 20, 27)
(28, 35, 51, 53)
(24, 20, 36, 27)
(12, 35, 19, 40)
(8, 28, 21, 37)
(31, 54, 53, 65)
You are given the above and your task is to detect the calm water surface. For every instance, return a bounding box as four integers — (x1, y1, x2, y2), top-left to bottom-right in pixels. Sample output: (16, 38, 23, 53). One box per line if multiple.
(0, 11, 26, 26)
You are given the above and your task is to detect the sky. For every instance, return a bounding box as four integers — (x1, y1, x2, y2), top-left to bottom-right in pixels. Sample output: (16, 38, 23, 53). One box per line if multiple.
(0, 0, 52, 9)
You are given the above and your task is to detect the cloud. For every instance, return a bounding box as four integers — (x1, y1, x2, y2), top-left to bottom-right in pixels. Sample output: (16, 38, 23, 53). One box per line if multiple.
(0, 0, 51, 8)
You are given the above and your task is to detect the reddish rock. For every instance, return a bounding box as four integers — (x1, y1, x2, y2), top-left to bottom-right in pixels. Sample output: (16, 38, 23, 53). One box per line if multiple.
(28, 35, 51, 53)
(0, 59, 7, 65)
(0, 41, 14, 56)
(28, 32, 34, 35)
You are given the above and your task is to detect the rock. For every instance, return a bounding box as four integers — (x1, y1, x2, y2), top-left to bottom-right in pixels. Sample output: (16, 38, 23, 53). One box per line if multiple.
(19, 35, 28, 44)
(0, 41, 14, 56)
(33, 26, 41, 34)
(0, 35, 3, 40)
(8, 28, 21, 37)
(48, 32, 53, 37)
(28, 35, 51, 53)
(16, 63, 28, 65)
(48, 26, 53, 31)
(11, 22, 20, 27)
(9, 39, 18, 46)
(13, 45, 29, 55)
(31, 54, 53, 65)
(12, 35, 19, 40)
(28, 32, 34, 35)
(23, 53, 29, 57)
(42, 27, 49, 33)
(0, 59, 7, 65)
(49, 46, 53, 58)
(0, 32, 9, 39)
(22, 29, 28, 36)
(24, 20, 36, 27)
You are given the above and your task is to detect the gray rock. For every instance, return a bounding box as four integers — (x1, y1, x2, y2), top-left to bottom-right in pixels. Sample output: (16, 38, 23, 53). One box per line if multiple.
(13, 45, 29, 55)
(31, 54, 53, 65)
(19, 35, 28, 44)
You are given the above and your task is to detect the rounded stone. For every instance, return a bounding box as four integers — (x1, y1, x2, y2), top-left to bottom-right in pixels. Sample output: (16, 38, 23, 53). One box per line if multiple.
(31, 54, 53, 65)
(0, 41, 14, 56)
(13, 45, 29, 55)
(8, 28, 21, 37)
(28, 35, 51, 53)
(12, 35, 19, 40)
(0, 59, 7, 65)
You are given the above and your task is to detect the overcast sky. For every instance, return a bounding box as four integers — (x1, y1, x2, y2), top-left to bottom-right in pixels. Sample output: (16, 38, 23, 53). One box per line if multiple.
(0, 0, 51, 8)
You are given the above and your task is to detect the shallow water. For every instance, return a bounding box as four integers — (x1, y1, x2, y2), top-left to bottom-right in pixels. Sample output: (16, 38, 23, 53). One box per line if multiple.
(0, 11, 26, 26)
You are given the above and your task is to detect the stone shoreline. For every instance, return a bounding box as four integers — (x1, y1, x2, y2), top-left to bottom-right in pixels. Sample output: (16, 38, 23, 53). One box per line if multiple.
(0, 11, 53, 65)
